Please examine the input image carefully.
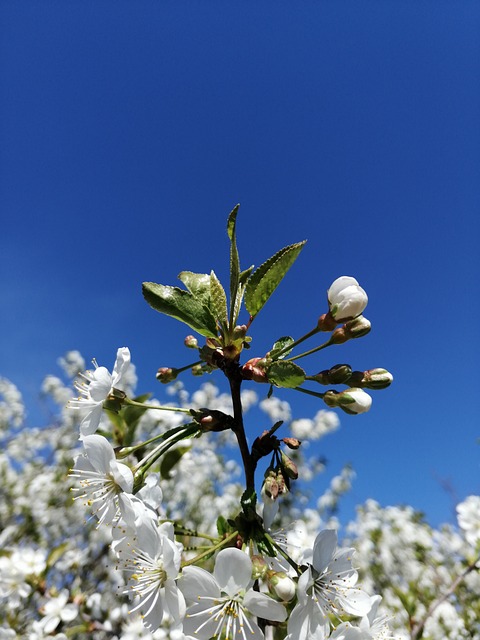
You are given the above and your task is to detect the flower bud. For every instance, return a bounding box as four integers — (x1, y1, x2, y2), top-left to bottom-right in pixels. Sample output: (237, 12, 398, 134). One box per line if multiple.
(344, 315, 371, 339)
(281, 451, 298, 480)
(335, 388, 372, 415)
(267, 571, 296, 601)
(184, 335, 198, 349)
(251, 555, 268, 580)
(241, 357, 269, 383)
(282, 437, 301, 450)
(232, 324, 248, 340)
(327, 276, 368, 321)
(317, 312, 338, 332)
(191, 364, 204, 376)
(156, 367, 178, 383)
(263, 471, 279, 500)
(362, 368, 393, 389)
(313, 364, 352, 385)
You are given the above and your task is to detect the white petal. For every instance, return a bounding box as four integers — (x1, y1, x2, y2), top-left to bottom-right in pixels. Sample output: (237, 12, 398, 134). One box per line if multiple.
(82, 434, 115, 473)
(243, 590, 287, 622)
(312, 529, 337, 574)
(60, 604, 78, 623)
(214, 548, 252, 596)
(287, 600, 328, 640)
(164, 580, 186, 625)
(180, 565, 221, 602)
(89, 367, 113, 401)
(110, 460, 134, 493)
(79, 403, 103, 437)
(328, 276, 359, 301)
(112, 347, 131, 389)
(336, 588, 372, 617)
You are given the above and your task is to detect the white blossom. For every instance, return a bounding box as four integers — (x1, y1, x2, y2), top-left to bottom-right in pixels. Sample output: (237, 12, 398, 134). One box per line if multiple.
(328, 276, 368, 321)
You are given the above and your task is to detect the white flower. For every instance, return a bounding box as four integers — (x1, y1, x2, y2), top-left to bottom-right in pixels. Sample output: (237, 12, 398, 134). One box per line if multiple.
(457, 495, 480, 548)
(121, 521, 185, 632)
(40, 590, 78, 634)
(68, 347, 130, 437)
(328, 277, 368, 321)
(287, 530, 371, 640)
(70, 434, 135, 527)
(181, 547, 287, 640)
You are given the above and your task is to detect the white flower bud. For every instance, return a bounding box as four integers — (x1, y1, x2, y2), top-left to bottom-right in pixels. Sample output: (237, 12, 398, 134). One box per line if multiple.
(337, 387, 372, 414)
(268, 571, 296, 601)
(328, 276, 368, 321)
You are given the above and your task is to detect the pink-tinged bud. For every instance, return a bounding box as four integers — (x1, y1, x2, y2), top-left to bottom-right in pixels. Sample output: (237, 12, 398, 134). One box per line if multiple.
(344, 315, 371, 339)
(232, 324, 248, 340)
(362, 368, 393, 389)
(267, 571, 296, 601)
(241, 357, 269, 383)
(282, 437, 301, 450)
(317, 312, 338, 332)
(184, 335, 198, 349)
(330, 327, 348, 344)
(327, 276, 368, 321)
(156, 367, 178, 383)
(263, 471, 279, 500)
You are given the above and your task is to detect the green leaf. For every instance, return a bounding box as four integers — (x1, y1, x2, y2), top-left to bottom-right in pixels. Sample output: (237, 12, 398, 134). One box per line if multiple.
(267, 360, 306, 388)
(178, 271, 211, 306)
(209, 270, 228, 329)
(227, 204, 241, 325)
(216, 515, 229, 536)
(160, 446, 190, 479)
(142, 282, 218, 337)
(244, 241, 306, 317)
(269, 336, 295, 360)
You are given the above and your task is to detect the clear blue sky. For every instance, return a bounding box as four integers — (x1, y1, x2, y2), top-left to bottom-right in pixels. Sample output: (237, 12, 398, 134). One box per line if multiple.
(1, 1, 479, 527)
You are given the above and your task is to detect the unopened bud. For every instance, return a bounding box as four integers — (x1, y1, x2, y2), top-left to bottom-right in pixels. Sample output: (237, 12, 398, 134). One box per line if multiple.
(330, 327, 348, 344)
(313, 364, 352, 385)
(362, 368, 393, 389)
(251, 555, 268, 580)
(232, 324, 248, 340)
(267, 571, 296, 601)
(156, 367, 178, 383)
(263, 471, 279, 500)
(344, 315, 371, 339)
(331, 387, 372, 415)
(282, 437, 301, 450)
(190, 408, 232, 432)
(327, 276, 368, 321)
(317, 312, 338, 332)
(281, 451, 298, 480)
(241, 357, 269, 383)
(191, 364, 204, 376)
(184, 335, 198, 349)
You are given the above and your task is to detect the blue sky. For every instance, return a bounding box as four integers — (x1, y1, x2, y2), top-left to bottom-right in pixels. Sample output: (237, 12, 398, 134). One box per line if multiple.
(1, 1, 479, 528)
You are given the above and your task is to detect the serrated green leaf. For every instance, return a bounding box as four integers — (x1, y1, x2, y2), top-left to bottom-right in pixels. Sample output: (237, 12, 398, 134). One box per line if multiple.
(227, 205, 241, 326)
(270, 336, 295, 360)
(178, 271, 211, 306)
(160, 446, 190, 479)
(267, 360, 306, 388)
(244, 241, 306, 317)
(210, 270, 228, 329)
(143, 282, 218, 337)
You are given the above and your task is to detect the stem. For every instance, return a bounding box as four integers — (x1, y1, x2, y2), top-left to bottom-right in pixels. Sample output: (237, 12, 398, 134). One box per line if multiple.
(125, 398, 191, 413)
(181, 530, 239, 568)
(291, 386, 326, 400)
(272, 326, 320, 359)
(287, 337, 333, 362)
(132, 424, 199, 474)
(228, 372, 256, 491)
(410, 555, 480, 640)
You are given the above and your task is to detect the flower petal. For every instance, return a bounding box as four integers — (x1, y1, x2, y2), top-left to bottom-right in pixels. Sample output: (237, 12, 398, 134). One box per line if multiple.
(243, 590, 287, 622)
(82, 434, 115, 473)
(180, 565, 221, 602)
(312, 529, 338, 574)
(112, 347, 131, 390)
(89, 367, 113, 401)
(214, 548, 253, 596)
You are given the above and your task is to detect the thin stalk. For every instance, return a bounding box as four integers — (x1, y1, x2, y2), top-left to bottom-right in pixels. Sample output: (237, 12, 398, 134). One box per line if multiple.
(265, 533, 300, 574)
(181, 530, 239, 568)
(272, 326, 321, 359)
(291, 386, 326, 400)
(287, 337, 333, 362)
(125, 398, 191, 413)
(133, 424, 199, 474)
